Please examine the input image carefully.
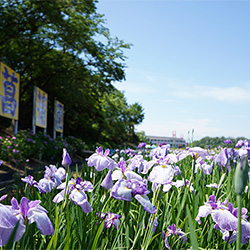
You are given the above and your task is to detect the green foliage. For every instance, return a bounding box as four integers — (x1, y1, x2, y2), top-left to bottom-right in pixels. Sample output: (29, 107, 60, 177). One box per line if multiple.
(136, 131, 150, 143)
(0, 130, 88, 163)
(0, 0, 143, 145)
(192, 136, 250, 149)
(98, 89, 144, 145)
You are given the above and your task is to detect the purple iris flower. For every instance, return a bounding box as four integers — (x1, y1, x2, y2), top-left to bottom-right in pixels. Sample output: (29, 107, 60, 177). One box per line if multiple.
(174, 166, 181, 175)
(53, 177, 93, 213)
(10, 197, 54, 235)
(216, 147, 237, 171)
(0, 160, 3, 166)
(224, 139, 232, 144)
(21, 175, 38, 186)
(62, 148, 72, 167)
(140, 159, 157, 175)
(187, 147, 209, 159)
(196, 195, 250, 244)
(195, 157, 213, 175)
(112, 160, 142, 181)
(177, 147, 209, 162)
(0, 196, 54, 246)
(0, 194, 7, 202)
(144, 154, 178, 176)
(162, 224, 187, 249)
(111, 179, 156, 214)
(101, 170, 113, 190)
(35, 165, 66, 193)
(121, 148, 137, 157)
(212, 203, 250, 244)
(138, 142, 146, 149)
(236, 139, 250, 148)
(200, 162, 213, 175)
(206, 183, 219, 189)
(236, 140, 244, 148)
(237, 146, 250, 160)
(0, 202, 25, 247)
(148, 163, 175, 185)
(163, 179, 194, 192)
(150, 144, 170, 159)
(216, 148, 230, 170)
(145, 154, 180, 175)
(97, 212, 122, 230)
(127, 155, 148, 174)
(235, 140, 245, 148)
(87, 146, 117, 171)
(195, 195, 228, 224)
(165, 153, 178, 164)
(44, 165, 66, 181)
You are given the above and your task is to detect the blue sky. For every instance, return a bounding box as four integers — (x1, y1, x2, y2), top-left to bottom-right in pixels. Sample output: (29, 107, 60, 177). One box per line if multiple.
(97, 0, 250, 141)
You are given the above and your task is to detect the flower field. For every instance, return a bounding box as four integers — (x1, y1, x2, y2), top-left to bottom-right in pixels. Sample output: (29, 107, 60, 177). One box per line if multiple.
(0, 139, 250, 249)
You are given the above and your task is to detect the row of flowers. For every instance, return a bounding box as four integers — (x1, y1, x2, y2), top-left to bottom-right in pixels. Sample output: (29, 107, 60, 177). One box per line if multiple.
(0, 139, 249, 248)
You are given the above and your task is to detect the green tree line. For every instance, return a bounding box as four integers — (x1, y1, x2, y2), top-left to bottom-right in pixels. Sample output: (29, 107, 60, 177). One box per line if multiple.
(0, 0, 144, 147)
(192, 136, 250, 149)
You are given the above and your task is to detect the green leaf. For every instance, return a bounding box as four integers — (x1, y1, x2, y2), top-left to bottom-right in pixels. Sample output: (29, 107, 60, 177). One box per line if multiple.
(91, 219, 105, 250)
(186, 205, 199, 250)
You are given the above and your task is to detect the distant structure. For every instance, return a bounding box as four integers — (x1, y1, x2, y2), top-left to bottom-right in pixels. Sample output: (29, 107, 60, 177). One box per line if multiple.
(147, 135, 186, 148)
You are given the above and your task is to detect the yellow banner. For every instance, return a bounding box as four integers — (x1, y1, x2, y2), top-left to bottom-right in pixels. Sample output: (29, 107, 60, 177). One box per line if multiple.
(35, 86, 48, 128)
(0, 62, 20, 120)
(55, 100, 64, 133)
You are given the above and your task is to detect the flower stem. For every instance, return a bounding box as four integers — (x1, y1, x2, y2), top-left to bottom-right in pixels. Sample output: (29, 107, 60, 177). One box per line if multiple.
(123, 200, 131, 218)
(236, 194, 242, 250)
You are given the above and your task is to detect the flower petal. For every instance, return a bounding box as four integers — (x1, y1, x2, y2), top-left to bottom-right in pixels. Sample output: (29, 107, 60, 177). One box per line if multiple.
(134, 194, 156, 214)
(69, 189, 87, 205)
(111, 179, 132, 201)
(28, 210, 54, 235)
(148, 165, 174, 185)
(195, 205, 212, 224)
(0, 204, 25, 246)
(211, 209, 238, 231)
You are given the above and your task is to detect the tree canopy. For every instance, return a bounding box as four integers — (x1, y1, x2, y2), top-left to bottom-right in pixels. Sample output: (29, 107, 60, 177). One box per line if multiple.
(0, 0, 144, 146)
(98, 89, 144, 146)
(192, 136, 250, 149)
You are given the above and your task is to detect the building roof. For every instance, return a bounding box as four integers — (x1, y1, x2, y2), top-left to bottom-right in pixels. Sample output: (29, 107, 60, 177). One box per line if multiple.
(147, 135, 185, 142)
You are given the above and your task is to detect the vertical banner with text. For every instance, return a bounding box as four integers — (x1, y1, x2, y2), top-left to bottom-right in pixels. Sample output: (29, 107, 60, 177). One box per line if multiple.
(34, 86, 48, 129)
(55, 100, 64, 133)
(0, 62, 20, 120)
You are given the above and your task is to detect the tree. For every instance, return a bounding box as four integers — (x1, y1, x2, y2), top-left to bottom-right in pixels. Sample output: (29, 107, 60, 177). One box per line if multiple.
(99, 89, 144, 145)
(135, 131, 149, 143)
(0, 0, 136, 144)
(126, 103, 144, 138)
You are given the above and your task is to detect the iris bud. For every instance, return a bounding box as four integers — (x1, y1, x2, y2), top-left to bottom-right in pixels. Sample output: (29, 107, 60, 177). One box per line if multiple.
(234, 157, 249, 195)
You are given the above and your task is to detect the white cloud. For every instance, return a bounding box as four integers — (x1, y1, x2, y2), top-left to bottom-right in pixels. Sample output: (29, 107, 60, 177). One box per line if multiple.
(113, 71, 250, 140)
(201, 86, 250, 101)
(117, 71, 250, 103)
(170, 84, 250, 102)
